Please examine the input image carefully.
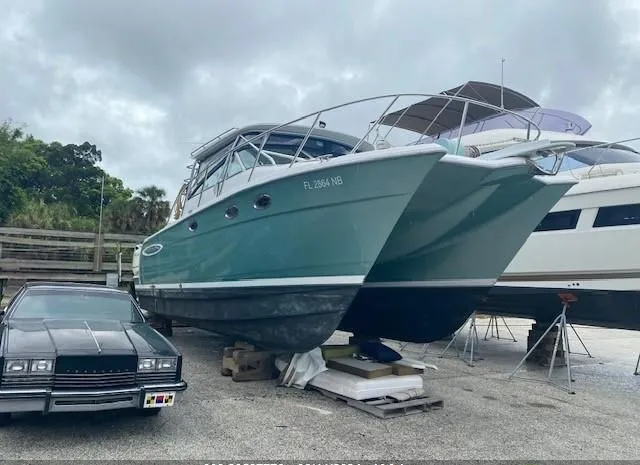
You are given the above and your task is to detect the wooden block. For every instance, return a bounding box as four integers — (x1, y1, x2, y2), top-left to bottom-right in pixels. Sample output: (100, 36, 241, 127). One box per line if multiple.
(320, 344, 359, 360)
(231, 350, 276, 382)
(221, 346, 240, 376)
(390, 363, 424, 376)
(326, 357, 393, 379)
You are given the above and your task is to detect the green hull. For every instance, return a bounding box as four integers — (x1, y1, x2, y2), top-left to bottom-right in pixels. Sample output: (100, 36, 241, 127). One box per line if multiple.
(135, 148, 445, 351)
(339, 157, 576, 342)
(367, 157, 574, 282)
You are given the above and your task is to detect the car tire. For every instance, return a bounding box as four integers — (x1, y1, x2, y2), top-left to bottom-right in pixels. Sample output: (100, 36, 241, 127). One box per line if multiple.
(160, 321, 173, 337)
(0, 413, 11, 426)
(138, 408, 162, 416)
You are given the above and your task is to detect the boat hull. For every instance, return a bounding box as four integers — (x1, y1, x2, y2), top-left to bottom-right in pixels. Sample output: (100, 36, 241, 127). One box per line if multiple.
(137, 280, 359, 351)
(340, 283, 492, 342)
(478, 174, 640, 331)
(479, 284, 640, 331)
(339, 156, 576, 343)
(135, 146, 445, 352)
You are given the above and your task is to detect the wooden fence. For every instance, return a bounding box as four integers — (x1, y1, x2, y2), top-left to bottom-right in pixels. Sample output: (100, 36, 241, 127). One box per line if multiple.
(0, 227, 146, 302)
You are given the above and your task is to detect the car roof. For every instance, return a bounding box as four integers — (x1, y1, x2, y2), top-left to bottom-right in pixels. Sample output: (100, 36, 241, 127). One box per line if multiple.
(22, 281, 130, 295)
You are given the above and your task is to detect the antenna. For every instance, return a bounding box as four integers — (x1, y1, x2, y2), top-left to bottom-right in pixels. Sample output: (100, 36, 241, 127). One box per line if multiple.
(500, 58, 506, 109)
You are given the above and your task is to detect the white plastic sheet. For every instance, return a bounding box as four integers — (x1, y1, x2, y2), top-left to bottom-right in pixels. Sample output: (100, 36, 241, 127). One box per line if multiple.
(276, 347, 328, 389)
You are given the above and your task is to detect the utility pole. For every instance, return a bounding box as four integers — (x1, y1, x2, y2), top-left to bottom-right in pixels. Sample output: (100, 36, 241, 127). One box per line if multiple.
(94, 175, 106, 272)
(500, 57, 506, 109)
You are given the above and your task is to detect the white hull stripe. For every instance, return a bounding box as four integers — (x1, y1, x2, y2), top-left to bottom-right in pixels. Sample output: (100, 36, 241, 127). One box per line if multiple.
(362, 279, 496, 288)
(135, 275, 366, 290)
(496, 277, 640, 292)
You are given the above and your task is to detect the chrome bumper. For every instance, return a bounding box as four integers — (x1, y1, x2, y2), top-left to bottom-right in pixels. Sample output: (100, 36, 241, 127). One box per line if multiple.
(0, 381, 188, 414)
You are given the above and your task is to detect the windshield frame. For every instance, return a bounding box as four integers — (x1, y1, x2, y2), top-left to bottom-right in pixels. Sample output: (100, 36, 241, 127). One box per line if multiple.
(6, 287, 146, 323)
(527, 144, 640, 172)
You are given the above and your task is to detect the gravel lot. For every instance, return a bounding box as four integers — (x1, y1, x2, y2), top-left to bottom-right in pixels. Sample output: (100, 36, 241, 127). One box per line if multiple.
(1, 317, 639, 461)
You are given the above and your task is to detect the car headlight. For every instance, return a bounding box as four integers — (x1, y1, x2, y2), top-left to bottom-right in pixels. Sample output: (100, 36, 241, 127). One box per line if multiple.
(30, 359, 54, 373)
(3, 359, 55, 374)
(138, 358, 156, 372)
(137, 357, 177, 372)
(4, 359, 29, 373)
(156, 357, 177, 371)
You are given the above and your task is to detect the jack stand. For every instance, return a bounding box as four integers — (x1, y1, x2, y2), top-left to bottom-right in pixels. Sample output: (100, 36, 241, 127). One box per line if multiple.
(566, 323, 593, 358)
(439, 311, 482, 366)
(483, 314, 517, 342)
(397, 341, 430, 360)
(508, 293, 577, 394)
(634, 352, 639, 376)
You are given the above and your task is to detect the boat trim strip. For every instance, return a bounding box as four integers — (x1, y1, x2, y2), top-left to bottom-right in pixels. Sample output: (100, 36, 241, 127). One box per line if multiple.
(362, 279, 496, 288)
(135, 275, 366, 290)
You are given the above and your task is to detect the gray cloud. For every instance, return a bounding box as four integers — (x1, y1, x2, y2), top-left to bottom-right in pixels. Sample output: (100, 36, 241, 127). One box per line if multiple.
(1, 0, 639, 201)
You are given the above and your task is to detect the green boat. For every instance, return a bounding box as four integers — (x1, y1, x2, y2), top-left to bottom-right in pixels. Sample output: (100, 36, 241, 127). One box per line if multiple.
(133, 89, 577, 352)
(134, 122, 447, 352)
(339, 145, 578, 343)
(338, 83, 579, 343)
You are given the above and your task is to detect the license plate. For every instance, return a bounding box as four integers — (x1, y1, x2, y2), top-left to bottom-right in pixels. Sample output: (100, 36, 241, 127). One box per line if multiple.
(143, 391, 176, 408)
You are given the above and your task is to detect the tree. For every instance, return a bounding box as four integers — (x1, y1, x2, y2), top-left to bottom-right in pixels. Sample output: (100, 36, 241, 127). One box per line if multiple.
(0, 118, 170, 235)
(0, 121, 48, 224)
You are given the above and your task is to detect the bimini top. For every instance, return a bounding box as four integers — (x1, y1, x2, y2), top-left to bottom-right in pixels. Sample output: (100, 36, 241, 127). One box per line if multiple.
(413, 107, 593, 144)
(379, 80, 540, 136)
(191, 123, 374, 162)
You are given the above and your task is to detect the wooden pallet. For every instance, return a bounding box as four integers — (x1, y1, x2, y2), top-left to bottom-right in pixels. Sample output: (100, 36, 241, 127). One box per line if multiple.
(311, 386, 444, 419)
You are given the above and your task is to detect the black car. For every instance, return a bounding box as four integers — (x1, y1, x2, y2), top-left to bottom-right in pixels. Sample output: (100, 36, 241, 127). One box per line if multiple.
(0, 281, 188, 425)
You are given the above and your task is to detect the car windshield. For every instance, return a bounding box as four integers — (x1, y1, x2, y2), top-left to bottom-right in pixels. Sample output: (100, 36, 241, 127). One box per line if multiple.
(10, 288, 143, 322)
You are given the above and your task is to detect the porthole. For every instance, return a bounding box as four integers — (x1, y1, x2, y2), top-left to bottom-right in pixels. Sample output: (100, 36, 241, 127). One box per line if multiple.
(225, 205, 239, 219)
(253, 193, 271, 210)
(188, 221, 198, 231)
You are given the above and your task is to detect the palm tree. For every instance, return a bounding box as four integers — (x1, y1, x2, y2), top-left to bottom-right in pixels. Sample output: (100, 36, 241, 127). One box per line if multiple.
(135, 186, 170, 233)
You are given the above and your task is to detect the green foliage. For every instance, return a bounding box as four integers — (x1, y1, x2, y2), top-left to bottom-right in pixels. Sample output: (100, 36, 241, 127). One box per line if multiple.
(0, 119, 172, 235)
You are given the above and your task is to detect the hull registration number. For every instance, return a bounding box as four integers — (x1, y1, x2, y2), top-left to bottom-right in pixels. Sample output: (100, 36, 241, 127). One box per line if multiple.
(144, 391, 176, 408)
(303, 176, 343, 190)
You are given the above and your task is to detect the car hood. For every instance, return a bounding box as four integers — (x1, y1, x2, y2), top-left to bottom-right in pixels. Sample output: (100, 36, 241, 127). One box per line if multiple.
(2, 319, 178, 358)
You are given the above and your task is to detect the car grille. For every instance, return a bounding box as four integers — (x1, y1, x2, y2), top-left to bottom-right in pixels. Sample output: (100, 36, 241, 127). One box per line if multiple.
(136, 372, 177, 385)
(54, 372, 137, 389)
(54, 355, 138, 390)
(0, 375, 53, 390)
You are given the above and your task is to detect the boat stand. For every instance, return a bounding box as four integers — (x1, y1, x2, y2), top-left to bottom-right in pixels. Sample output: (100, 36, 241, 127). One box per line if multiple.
(508, 293, 577, 394)
(397, 341, 430, 360)
(565, 322, 593, 358)
(439, 311, 482, 366)
(483, 314, 517, 342)
(634, 352, 640, 376)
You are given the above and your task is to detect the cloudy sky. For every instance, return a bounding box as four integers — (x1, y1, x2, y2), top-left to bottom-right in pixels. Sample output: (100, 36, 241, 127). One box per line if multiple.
(2, 0, 640, 201)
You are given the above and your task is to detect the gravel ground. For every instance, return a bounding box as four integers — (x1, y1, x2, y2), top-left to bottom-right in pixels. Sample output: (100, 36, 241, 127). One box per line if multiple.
(1, 317, 639, 461)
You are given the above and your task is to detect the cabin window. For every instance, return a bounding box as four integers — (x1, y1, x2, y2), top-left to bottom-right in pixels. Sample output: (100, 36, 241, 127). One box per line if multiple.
(236, 147, 259, 168)
(202, 159, 226, 191)
(593, 203, 640, 227)
(243, 131, 355, 158)
(534, 209, 581, 232)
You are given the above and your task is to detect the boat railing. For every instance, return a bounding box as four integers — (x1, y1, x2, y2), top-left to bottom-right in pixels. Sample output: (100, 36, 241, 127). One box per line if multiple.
(186, 93, 548, 209)
(563, 136, 640, 178)
(189, 127, 239, 160)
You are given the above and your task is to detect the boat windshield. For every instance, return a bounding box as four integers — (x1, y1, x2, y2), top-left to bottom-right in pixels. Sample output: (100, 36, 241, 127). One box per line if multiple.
(187, 129, 363, 200)
(533, 145, 640, 172)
